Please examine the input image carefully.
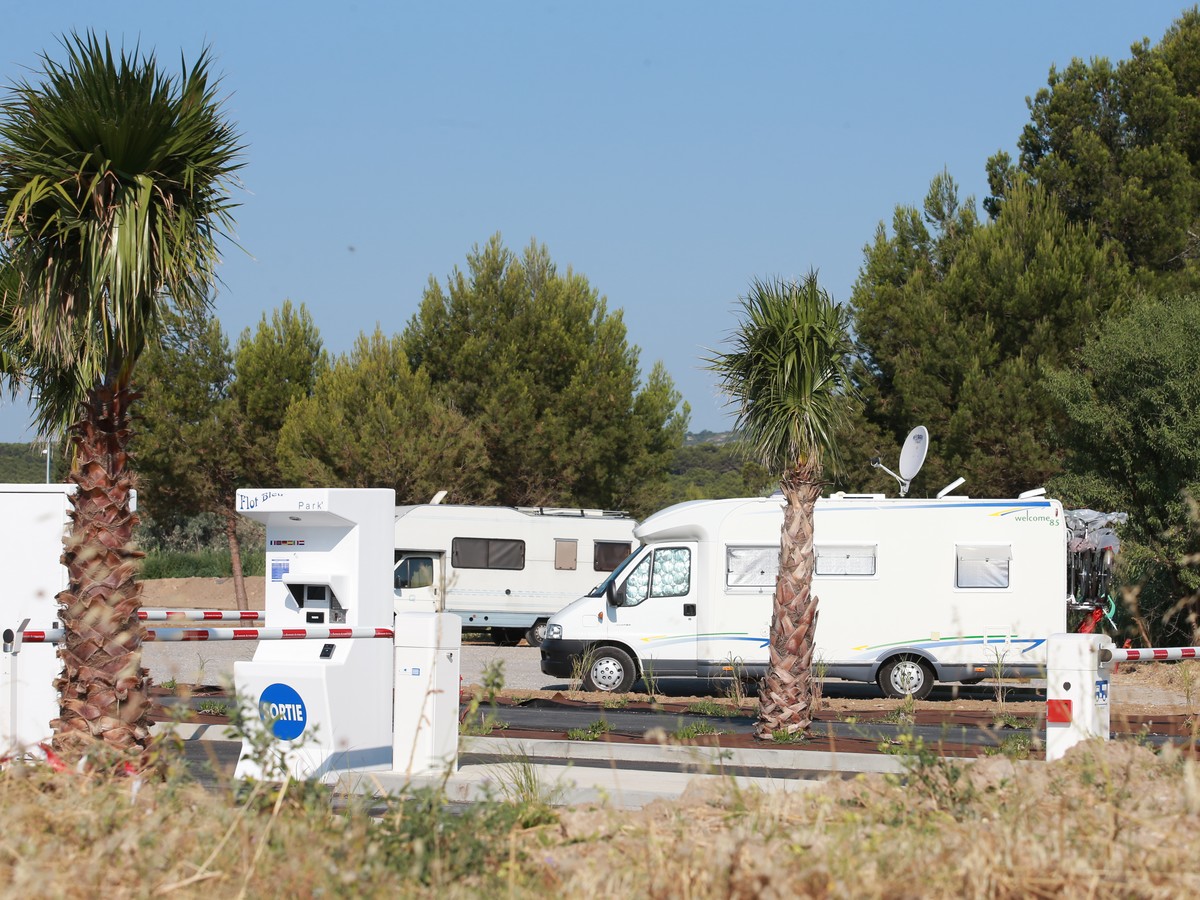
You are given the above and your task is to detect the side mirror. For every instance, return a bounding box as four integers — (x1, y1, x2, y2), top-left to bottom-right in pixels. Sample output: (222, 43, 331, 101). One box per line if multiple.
(606, 579, 620, 607)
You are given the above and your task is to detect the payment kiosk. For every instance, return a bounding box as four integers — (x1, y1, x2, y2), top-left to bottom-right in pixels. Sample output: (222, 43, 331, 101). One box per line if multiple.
(233, 487, 463, 782)
(234, 488, 398, 780)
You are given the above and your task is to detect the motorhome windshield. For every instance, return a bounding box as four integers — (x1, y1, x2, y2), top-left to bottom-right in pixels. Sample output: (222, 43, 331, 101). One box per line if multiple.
(587, 544, 643, 597)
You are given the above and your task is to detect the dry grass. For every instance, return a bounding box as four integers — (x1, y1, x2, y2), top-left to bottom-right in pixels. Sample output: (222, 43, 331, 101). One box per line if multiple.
(2, 739, 1198, 897)
(0, 760, 540, 898)
(1118, 659, 1200, 701)
(539, 741, 1200, 898)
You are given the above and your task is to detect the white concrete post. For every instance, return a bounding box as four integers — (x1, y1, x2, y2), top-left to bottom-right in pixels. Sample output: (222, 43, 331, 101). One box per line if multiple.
(1045, 632, 1112, 761)
(1, 485, 74, 756)
(392, 611, 462, 776)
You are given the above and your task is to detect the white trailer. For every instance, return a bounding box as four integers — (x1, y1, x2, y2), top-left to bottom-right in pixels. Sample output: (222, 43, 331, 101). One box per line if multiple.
(540, 492, 1068, 697)
(392, 503, 636, 646)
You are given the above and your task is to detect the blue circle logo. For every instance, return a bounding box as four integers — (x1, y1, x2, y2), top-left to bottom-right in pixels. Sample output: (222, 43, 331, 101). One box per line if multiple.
(257, 683, 307, 740)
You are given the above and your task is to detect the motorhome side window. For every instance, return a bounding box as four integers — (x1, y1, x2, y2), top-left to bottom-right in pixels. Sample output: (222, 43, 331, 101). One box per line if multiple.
(726, 546, 778, 589)
(593, 540, 633, 572)
(451, 537, 526, 570)
(815, 544, 877, 576)
(619, 547, 691, 606)
(956, 544, 1011, 589)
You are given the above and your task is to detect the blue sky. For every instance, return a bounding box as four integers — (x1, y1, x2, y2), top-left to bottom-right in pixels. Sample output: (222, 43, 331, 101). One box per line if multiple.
(0, 1, 1191, 441)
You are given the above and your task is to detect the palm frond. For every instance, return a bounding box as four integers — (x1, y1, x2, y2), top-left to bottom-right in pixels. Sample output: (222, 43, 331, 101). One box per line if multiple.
(0, 31, 244, 393)
(707, 273, 859, 477)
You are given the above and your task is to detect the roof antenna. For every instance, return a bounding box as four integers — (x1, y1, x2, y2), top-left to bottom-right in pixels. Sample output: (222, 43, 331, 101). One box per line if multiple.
(870, 426, 928, 498)
(937, 477, 966, 499)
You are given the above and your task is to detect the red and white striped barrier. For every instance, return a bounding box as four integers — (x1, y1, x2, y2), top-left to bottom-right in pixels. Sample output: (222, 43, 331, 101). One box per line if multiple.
(18, 626, 394, 644)
(139, 609, 264, 622)
(1046, 633, 1200, 761)
(1105, 646, 1198, 663)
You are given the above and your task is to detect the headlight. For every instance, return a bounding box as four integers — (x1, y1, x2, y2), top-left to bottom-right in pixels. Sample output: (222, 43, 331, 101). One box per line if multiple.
(546, 624, 563, 640)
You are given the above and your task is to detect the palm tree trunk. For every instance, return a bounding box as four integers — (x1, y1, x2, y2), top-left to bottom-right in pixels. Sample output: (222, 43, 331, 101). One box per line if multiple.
(52, 382, 151, 759)
(224, 507, 248, 611)
(755, 464, 822, 739)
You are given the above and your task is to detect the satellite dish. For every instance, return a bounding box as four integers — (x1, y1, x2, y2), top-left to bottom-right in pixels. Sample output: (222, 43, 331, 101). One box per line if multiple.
(870, 425, 930, 497)
(898, 426, 929, 482)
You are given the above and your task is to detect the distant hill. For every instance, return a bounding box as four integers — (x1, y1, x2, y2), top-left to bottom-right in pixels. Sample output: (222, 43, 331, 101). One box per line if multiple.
(0, 442, 47, 483)
(0, 442, 66, 483)
(683, 430, 736, 447)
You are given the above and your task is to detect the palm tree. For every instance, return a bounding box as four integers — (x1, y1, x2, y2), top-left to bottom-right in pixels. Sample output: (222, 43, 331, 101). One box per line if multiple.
(0, 33, 242, 760)
(708, 274, 858, 739)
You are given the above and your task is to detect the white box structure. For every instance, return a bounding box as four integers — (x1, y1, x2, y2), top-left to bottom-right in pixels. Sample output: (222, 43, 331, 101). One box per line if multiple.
(0, 485, 72, 754)
(1045, 632, 1111, 762)
(393, 612, 462, 776)
(234, 488, 397, 781)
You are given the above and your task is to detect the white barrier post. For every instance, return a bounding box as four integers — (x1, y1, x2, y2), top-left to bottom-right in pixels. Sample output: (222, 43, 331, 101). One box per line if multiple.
(1045, 632, 1112, 761)
(1, 485, 74, 756)
(392, 612, 462, 776)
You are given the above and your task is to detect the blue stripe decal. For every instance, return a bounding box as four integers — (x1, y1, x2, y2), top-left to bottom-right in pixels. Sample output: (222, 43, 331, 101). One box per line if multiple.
(821, 500, 1052, 512)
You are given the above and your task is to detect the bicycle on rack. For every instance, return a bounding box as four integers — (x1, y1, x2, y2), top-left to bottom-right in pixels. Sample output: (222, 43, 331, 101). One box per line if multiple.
(1065, 508, 1127, 634)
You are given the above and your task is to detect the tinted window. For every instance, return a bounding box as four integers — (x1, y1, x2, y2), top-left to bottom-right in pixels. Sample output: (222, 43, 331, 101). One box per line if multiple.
(451, 537, 526, 570)
(594, 540, 633, 572)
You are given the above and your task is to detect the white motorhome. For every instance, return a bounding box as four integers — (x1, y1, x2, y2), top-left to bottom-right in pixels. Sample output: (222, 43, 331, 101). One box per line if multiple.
(540, 492, 1068, 698)
(392, 503, 636, 646)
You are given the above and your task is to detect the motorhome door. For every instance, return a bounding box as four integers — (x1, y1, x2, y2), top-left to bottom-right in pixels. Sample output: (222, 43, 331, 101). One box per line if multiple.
(612, 543, 698, 675)
(394, 552, 442, 611)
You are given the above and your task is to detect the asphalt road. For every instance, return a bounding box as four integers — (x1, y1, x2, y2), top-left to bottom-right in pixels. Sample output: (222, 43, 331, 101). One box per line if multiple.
(143, 641, 565, 692)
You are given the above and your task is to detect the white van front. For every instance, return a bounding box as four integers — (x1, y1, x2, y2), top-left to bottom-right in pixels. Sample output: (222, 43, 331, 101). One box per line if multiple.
(539, 539, 701, 692)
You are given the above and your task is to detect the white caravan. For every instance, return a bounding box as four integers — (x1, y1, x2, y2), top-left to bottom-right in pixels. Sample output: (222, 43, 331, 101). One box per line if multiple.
(392, 503, 636, 646)
(540, 492, 1068, 698)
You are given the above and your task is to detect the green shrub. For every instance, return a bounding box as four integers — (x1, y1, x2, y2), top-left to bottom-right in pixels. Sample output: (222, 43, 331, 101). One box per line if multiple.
(141, 549, 265, 579)
(567, 720, 614, 741)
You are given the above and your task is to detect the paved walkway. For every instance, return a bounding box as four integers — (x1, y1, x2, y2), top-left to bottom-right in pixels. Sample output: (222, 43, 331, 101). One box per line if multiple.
(154, 723, 909, 810)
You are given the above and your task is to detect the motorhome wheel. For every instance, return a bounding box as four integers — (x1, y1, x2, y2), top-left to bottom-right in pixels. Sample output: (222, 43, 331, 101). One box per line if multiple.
(526, 620, 548, 647)
(583, 646, 636, 693)
(878, 656, 934, 700)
